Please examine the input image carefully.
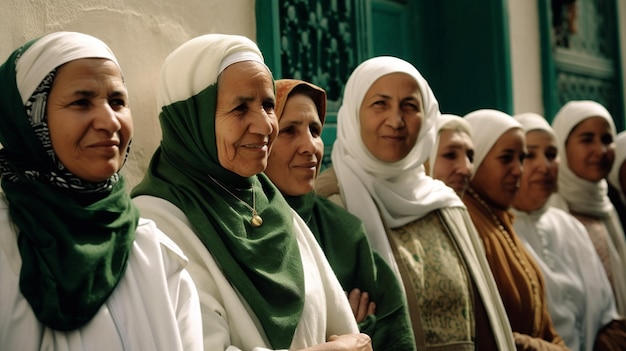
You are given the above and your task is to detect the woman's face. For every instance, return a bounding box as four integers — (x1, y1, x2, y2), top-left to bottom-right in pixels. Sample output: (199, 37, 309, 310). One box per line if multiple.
(565, 116, 615, 182)
(433, 129, 474, 196)
(512, 130, 559, 212)
(359, 72, 423, 162)
(471, 128, 525, 209)
(47, 58, 132, 183)
(215, 61, 278, 177)
(265, 93, 323, 196)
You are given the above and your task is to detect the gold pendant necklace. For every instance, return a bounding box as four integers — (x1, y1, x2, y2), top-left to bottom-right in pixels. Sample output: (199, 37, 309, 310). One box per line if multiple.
(207, 174, 263, 228)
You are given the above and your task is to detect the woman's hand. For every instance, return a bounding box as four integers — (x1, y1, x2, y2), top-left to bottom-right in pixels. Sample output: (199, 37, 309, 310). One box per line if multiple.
(346, 289, 376, 323)
(299, 333, 372, 351)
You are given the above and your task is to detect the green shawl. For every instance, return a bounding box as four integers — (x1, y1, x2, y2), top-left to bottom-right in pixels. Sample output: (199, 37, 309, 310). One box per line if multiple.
(132, 34, 304, 349)
(0, 32, 138, 331)
(285, 193, 416, 350)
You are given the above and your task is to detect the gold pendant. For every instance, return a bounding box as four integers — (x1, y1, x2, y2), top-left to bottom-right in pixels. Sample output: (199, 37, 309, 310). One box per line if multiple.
(251, 214, 263, 228)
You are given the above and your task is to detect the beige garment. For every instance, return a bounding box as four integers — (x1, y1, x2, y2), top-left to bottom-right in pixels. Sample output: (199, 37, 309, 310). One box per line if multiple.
(316, 167, 516, 350)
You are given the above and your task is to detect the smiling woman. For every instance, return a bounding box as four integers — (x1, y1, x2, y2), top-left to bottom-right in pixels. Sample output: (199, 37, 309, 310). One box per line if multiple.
(131, 34, 371, 351)
(46, 58, 132, 183)
(549, 100, 626, 318)
(0, 31, 202, 351)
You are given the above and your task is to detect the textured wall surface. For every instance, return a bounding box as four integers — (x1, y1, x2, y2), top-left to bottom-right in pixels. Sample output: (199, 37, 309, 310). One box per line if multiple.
(0, 0, 256, 189)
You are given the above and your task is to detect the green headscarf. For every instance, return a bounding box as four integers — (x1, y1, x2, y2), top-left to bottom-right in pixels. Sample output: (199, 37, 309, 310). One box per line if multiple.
(132, 34, 304, 349)
(0, 32, 138, 330)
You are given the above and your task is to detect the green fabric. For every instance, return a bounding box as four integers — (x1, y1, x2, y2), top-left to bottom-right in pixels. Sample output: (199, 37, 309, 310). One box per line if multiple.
(0, 37, 138, 331)
(132, 84, 305, 349)
(285, 192, 416, 350)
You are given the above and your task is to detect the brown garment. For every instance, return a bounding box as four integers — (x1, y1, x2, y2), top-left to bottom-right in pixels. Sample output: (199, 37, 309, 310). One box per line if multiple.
(594, 319, 626, 350)
(463, 191, 568, 351)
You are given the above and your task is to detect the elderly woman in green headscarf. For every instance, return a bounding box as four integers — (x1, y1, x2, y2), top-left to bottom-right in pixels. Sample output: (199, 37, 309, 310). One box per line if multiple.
(132, 34, 371, 351)
(0, 31, 202, 350)
(264, 79, 416, 350)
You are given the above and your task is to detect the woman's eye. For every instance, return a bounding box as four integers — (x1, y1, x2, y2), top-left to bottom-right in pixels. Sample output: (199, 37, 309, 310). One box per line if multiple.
(442, 152, 456, 160)
(279, 126, 295, 135)
(263, 101, 275, 112)
(70, 99, 90, 107)
(601, 134, 613, 145)
(525, 151, 536, 160)
(310, 125, 321, 137)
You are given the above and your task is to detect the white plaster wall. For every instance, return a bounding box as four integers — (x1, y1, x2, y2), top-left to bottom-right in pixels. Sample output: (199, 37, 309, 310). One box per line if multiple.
(507, 0, 545, 116)
(0, 0, 257, 190)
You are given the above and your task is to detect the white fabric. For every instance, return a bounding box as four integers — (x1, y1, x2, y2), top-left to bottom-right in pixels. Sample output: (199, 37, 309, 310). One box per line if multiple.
(513, 112, 555, 137)
(608, 131, 626, 204)
(549, 100, 626, 316)
(428, 113, 471, 177)
(158, 34, 267, 107)
(512, 206, 618, 351)
(550, 100, 616, 218)
(16, 32, 120, 104)
(330, 56, 463, 278)
(463, 109, 523, 179)
(133, 195, 358, 351)
(0, 194, 203, 351)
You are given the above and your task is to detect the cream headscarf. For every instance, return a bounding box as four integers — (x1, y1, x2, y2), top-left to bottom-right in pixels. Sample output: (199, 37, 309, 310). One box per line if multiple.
(550, 100, 616, 217)
(464, 109, 523, 178)
(608, 131, 626, 205)
(331, 56, 462, 273)
(428, 113, 472, 177)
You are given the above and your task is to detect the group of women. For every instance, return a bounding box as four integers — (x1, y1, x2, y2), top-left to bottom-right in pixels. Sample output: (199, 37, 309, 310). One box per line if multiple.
(2, 30, 626, 351)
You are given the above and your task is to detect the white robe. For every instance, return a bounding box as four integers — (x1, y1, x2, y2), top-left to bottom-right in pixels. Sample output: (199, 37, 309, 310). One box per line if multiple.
(512, 206, 619, 351)
(133, 195, 358, 351)
(0, 194, 203, 351)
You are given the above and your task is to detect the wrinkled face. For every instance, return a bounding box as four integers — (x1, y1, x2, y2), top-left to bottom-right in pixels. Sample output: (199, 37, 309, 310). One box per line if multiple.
(565, 116, 615, 182)
(471, 128, 526, 210)
(513, 130, 559, 212)
(265, 94, 323, 196)
(215, 61, 278, 177)
(359, 72, 423, 162)
(47, 58, 132, 183)
(433, 129, 474, 197)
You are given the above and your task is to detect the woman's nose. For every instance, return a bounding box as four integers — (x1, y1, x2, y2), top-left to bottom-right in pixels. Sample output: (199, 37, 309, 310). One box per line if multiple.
(93, 103, 121, 133)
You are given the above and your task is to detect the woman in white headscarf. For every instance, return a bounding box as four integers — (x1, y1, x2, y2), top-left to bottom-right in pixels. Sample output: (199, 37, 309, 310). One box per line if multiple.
(608, 131, 626, 230)
(316, 56, 514, 349)
(512, 113, 626, 351)
(0, 31, 203, 351)
(550, 100, 626, 317)
(132, 34, 370, 351)
(464, 109, 567, 350)
(427, 113, 474, 197)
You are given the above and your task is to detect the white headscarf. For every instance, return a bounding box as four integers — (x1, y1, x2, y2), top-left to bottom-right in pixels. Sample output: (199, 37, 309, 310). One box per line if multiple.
(513, 112, 554, 137)
(428, 113, 472, 177)
(464, 109, 523, 179)
(16, 31, 119, 104)
(331, 56, 462, 271)
(608, 131, 626, 204)
(158, 34, 265, 107)
(550, 100, 616, 218)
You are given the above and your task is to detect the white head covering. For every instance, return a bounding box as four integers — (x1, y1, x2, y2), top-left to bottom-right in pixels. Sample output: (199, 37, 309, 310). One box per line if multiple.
(428, 113, 472, 177)
(16, 31, 119, 104)
(464, 109, 523, 179)
(608, 131, 626, 204)
(550, 100, 616, 217)
(513, 112, 555, 137)
(158, 34, 265, 107)
(331, 56, 462, 272)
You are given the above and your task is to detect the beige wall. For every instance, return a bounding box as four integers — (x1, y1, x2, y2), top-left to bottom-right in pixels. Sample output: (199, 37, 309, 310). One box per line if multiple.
(508, 0, 544, 116)
(0, 0, 257, 189)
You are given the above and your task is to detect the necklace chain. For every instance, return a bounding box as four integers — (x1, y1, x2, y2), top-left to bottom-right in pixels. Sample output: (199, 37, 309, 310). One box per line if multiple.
(467, 187, 540, 334)
(207, 174, 263, 227)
